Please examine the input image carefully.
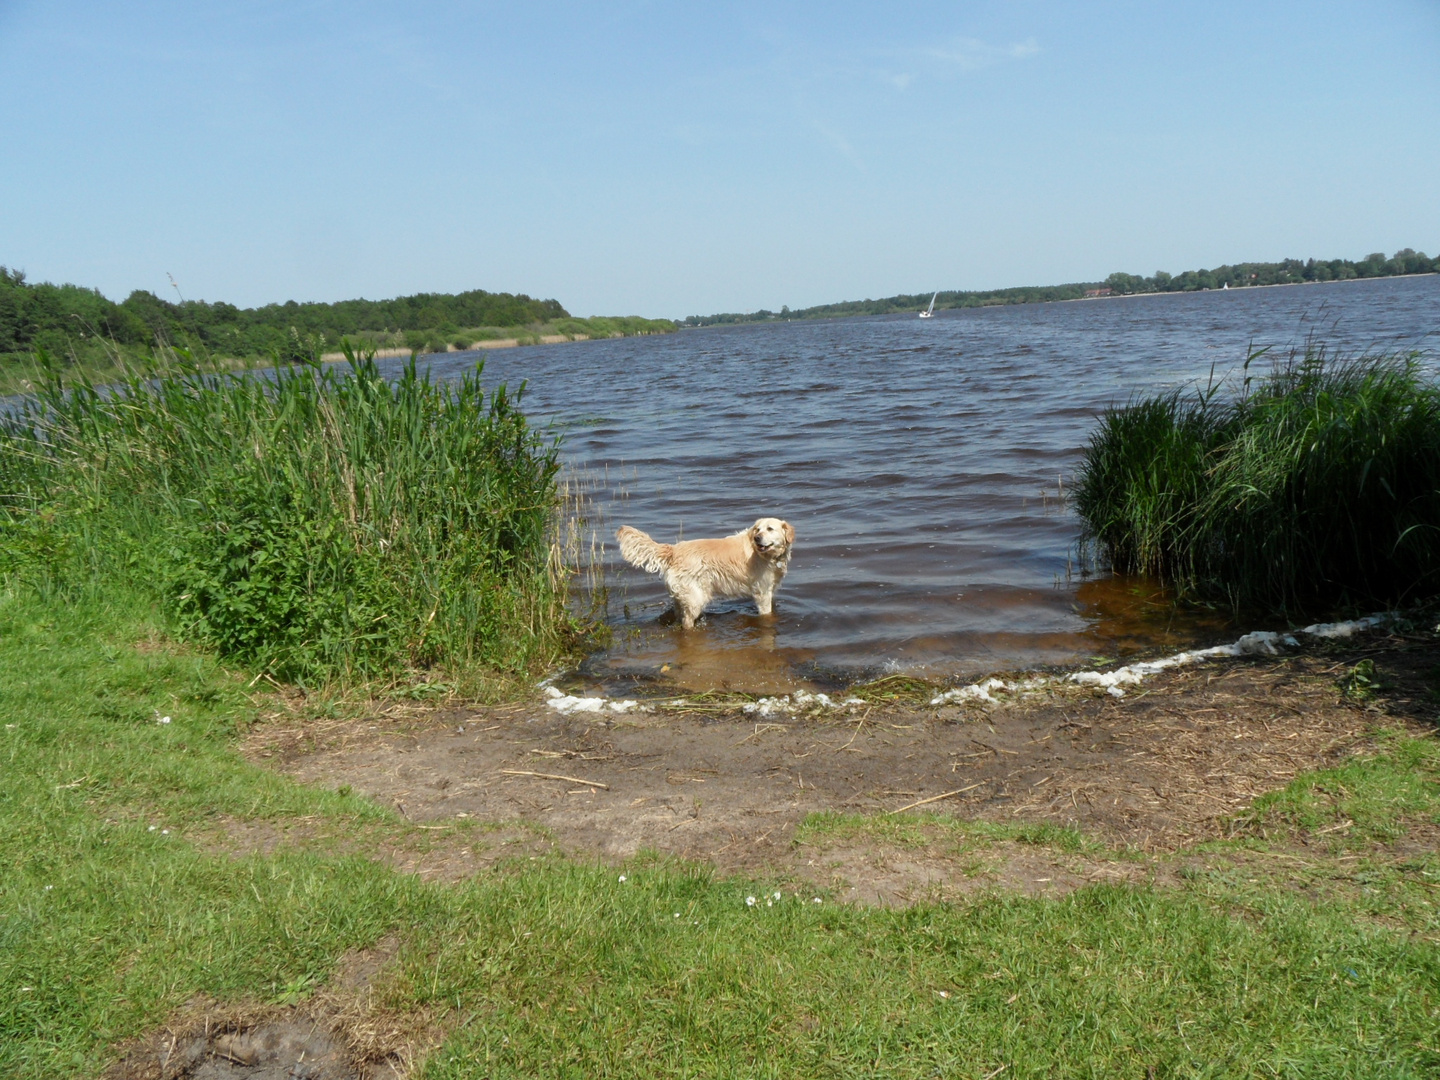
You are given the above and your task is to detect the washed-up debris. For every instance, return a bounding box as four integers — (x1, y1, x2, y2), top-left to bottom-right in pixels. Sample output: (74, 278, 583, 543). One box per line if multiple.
(742, 690, 866, 717)
(543, 686, 641, 715)
(1068, 631, 1297, 693)
(539, 615, 1395, 716)
(929, 614, 1393, 705)
(930, 677, 1048, 707)
(540, 683, 861, 718)
(1299, 615, 1390, 639)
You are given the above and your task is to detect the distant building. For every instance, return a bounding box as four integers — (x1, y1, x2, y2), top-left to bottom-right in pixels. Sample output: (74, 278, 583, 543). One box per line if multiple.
(1084, 287, 1112, 298)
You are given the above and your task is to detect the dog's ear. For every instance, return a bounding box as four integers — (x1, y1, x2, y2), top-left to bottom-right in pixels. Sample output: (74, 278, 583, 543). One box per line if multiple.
(781, 520, 795, 546)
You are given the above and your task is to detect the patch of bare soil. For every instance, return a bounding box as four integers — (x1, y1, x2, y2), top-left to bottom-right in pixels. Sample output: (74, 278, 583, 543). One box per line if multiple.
(235, 637, 1439, 900)
(105, 937, 445, 1080)
(795, 838, 1169, 905)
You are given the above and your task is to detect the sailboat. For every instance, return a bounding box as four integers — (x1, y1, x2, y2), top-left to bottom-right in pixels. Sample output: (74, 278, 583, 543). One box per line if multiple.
(918, 292, 937, 319)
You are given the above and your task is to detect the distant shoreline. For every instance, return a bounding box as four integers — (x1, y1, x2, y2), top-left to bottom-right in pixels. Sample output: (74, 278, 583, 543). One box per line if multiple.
(1060, 271, 1438, 304)
(683, 253, 1439, 327)
(675, 271, 1440, 332)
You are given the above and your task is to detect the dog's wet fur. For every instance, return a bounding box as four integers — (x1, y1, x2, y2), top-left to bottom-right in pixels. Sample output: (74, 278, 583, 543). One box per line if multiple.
(616, 517, 795, 628)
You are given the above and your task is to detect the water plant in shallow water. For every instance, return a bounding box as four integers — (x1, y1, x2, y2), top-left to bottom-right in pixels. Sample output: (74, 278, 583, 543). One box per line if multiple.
(0, 342, 578, 690)
(1075, 344, 1440, 615)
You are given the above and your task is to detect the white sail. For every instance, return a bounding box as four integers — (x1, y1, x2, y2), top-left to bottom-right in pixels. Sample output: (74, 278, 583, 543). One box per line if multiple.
(919, 292, 937, 318)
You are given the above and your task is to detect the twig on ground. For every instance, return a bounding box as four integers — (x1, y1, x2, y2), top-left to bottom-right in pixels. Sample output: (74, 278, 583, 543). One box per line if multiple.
(499, 769, 609, 790)
(889, 783, 982, 814)
(836, 709, 872, 752)
(735, 722, 788, 746)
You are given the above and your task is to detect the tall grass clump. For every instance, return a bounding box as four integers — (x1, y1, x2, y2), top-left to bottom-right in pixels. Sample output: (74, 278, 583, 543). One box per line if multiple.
(0, 344, 576, 688)
(1075, 345, 1440, 614)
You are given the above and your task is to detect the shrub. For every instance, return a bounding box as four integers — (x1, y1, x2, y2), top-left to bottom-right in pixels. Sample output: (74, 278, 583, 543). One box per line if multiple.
(0, 344, 576, 687)
(1075, 346, 1440, 614)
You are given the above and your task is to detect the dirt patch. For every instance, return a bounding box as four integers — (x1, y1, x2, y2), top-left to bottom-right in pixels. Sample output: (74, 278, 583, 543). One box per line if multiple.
(105, 937, 446, 1080)
(796, 838, 1166, 905)
(111, 1019, 354, 1080)
(190, 811, 553, 883)
(237, 637, 1439, 898)
(1388, 817, 1440, 859)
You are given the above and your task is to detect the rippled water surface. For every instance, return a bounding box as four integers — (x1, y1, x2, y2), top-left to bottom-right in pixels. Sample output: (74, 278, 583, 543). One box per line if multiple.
(411, 276, 1440, 693)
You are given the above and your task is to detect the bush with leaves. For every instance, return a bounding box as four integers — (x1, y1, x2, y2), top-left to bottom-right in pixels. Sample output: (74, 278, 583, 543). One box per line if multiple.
(0, 344, 576, 688)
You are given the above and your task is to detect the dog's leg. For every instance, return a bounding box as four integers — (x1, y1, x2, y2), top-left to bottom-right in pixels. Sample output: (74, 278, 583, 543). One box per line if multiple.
(673, 584, 707, 629)
(753, 587, 774, 615)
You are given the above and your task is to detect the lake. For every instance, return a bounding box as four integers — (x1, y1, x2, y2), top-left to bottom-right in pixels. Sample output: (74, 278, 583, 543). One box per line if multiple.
(410, 275, 1440, 694)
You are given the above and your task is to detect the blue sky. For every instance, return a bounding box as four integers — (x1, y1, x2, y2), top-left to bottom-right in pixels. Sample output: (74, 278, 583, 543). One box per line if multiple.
(1, 1, 1436, 317)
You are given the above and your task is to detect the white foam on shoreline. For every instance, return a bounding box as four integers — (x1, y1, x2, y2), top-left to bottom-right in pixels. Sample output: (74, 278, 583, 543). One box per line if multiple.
(930, 676, 1049, 706)
(742, 690, 866, 718)
(540, 614, 1394, 714)
(1297, 615, 1390, 639)
(930, 614, 1391, 704)
(543, 685, 641, 715)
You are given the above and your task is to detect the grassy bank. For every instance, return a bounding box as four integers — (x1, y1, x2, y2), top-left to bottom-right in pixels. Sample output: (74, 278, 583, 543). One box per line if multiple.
(2, 588, 1438, 1077)
(0, 345, 577, 693)
(0, 315, 677, 397)
(1075, 346, 1440, 615)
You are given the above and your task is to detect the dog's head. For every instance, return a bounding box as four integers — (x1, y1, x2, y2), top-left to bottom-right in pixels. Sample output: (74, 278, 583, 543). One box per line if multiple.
(749, 517, 795, 559)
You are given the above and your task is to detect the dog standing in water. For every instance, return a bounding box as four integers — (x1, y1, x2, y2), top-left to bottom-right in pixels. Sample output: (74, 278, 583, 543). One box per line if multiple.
(615, 518, 796, 628)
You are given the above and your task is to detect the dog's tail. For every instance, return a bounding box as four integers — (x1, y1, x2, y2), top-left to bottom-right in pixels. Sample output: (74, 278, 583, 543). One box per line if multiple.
(616, 526, 673, 574)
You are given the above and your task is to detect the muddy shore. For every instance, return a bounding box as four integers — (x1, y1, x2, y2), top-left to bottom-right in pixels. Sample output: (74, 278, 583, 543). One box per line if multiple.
(228, 630, 1438, 905)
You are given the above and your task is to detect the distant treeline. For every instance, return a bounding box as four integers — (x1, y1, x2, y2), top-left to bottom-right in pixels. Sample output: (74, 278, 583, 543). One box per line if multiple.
(0, 269, 584, 362)
(682, 248, 1438, 326)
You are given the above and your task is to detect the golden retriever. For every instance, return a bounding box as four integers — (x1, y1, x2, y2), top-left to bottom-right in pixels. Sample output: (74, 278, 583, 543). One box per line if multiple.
(615, 517, 795, 629)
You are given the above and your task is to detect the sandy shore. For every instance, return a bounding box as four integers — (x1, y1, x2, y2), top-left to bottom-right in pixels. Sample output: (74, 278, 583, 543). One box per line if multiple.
(318, 333, 587, 364)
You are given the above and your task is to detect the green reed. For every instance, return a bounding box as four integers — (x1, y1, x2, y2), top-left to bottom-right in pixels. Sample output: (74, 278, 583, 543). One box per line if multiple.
(1075, 344, 1440, 614)
(0, 343, 578, 689)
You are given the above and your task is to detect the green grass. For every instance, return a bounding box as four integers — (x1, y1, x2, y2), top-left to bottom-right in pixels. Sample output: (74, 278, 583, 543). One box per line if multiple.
(0, 587, 418, 1076)
(416, 874, 1436, 1078)
(0, 337, 257, 397)
(0, 343, 577, 691)
(1075, 345, 1440, 614)
(1240, 729, 1440, 845)
(2, 588, 1439, 1077)
(549, 315, 677, 341)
